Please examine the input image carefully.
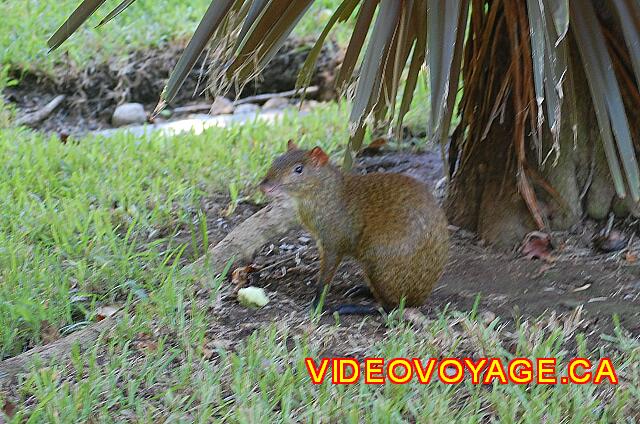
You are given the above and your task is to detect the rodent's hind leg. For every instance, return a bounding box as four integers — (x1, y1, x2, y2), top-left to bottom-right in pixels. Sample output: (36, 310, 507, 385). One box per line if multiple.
(343, 284, 373, 299)
(310, 249, 342, 313)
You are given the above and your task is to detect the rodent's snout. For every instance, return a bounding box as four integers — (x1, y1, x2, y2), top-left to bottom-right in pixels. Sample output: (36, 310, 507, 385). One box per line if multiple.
(259, 179, 278, 195)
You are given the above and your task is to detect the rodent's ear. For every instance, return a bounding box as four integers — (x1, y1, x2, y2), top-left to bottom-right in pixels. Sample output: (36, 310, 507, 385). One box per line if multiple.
(309, 147, 329, 166)
(287, 139, 298, 151)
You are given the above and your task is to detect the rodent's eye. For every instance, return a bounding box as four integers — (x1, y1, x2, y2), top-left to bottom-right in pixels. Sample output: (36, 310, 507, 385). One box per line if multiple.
(293, 164, 304, 174)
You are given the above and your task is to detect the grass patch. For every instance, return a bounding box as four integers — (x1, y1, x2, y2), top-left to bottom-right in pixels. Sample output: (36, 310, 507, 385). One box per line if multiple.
(1, 0, 350, 75)
(0, 103, 350, 359)
(4, 299, 638, 421)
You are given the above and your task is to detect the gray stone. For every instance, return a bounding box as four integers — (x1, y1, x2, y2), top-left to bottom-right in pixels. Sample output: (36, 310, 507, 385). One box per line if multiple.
(112, 103, 147, 127)
(234, 103, 260, 114)
(209, 96, 234, 115)
(262, 97, 290, 110)
(298, 100, 320, 112)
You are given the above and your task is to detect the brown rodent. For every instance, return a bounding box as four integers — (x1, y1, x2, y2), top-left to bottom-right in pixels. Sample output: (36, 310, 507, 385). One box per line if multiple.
(260, 140, 449, 314)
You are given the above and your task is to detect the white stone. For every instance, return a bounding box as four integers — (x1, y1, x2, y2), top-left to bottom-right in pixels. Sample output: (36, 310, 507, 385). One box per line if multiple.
(209, 96, 234, 115)
(263, 97, 290, 110)
(112, 103, 147, 127)
(234, 103, 260, 114)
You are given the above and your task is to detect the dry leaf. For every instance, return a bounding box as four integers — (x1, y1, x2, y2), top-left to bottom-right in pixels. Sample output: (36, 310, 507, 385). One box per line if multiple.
(572, 283, 592, 292)
(231, 265, 257, 292)
(588, 297, 608, 303)
(2, 400, 16, 419)
(133, 333, 158, 352)
(95, 306, 119, 321)
(625, 251, 637, 263)
(40, 320, 61, 345)
(521, 231, 554, 261)
(359, 137, 387, 156)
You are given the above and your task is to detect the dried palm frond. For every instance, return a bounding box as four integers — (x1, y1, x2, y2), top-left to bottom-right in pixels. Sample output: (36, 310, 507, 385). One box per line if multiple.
(49, 0, 640, 223)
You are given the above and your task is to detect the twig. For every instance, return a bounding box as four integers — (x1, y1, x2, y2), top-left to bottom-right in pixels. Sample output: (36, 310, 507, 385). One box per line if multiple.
(16, 95, 66, 126)
(0, 201, 299, 386)
(171, 86, 320, 115)
(234, 86, 318, 105)
(171, 103, 214, 114)
(258, 251, 299, 273)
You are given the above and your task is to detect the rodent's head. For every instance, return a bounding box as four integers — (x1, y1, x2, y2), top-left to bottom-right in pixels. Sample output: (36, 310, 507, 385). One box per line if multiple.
(260, 140, 334, 199)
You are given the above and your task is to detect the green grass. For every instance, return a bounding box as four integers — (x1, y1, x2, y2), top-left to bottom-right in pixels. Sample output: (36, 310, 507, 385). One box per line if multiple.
(3, 299, 638, 422)
(0, 103, 350, 359)
(1, 0, 350, 74)
(0, 104, 637, 420)
(1, 3, 637, 422)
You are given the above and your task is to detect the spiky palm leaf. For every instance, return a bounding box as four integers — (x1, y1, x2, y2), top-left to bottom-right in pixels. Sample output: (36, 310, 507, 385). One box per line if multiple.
(49, 0, 640, 226)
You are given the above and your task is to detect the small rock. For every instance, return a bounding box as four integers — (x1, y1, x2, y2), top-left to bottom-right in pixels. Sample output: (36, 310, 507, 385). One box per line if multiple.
(112, 103, 147, 127)
(209, 96, 234, 115)
(263, 97, 290, 110)
(298, 100, 320, 112)
(234, 103, 260, 114)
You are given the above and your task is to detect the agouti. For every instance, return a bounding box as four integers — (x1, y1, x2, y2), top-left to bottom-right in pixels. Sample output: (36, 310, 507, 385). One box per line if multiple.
(260, 141, 449, 314)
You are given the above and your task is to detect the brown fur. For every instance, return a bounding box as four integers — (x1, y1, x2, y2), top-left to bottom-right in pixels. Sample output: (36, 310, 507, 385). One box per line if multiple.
(260, 145, 449, 310)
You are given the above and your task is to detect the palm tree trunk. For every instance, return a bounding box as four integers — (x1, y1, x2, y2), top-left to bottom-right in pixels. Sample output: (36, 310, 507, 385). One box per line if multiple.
(444, 2, 638, 248)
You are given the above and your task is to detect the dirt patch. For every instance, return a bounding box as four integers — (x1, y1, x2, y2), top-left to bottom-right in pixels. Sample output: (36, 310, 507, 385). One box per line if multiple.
(4, 37, 341, 134)
(205, 148, 640, 344)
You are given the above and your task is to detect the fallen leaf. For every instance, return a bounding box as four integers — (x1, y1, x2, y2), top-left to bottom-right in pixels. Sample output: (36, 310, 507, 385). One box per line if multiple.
(40, 320, 61, 345)
(133, 333, 158, 352)
(521, 231, 554, 261)
(95, 306, 119, 321)
(625, 251, 637, 264)
(2, 400, 16, 418)
(231, 265, 257, 291)
(588, 297, 608, 303)
(359, 137, 387, 156)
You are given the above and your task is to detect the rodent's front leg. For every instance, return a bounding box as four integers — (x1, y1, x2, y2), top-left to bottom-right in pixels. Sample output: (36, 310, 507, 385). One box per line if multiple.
(310, 246, 341, 312)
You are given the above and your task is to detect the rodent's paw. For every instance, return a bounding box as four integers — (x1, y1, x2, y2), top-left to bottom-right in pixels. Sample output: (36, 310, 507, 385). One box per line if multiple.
(329, 304, 382, 316)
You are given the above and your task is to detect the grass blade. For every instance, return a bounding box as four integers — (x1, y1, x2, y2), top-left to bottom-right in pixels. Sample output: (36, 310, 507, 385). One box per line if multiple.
(571, 3, 639, 200)
(97, 0, 137, 27)
(47, 0, 108, 51)
(335, 0, 379, 92)
(296, 0, 360, 90)
(426, 0, 463, 142)
(349, 0, 400, 127)
(436, 0, 468, 147)
(546, 0, 569, 44)
(158, 0, 236, 107)
(613, 0, 640, 90)
(227, 0, 313, 82)
(236, 0, 270, 46)
(395, 0, 427, 136)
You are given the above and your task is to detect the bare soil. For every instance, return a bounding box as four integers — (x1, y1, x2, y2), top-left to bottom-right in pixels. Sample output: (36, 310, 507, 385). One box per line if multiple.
(198, 148, 640, 353)
(4, 38, 341, 135)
